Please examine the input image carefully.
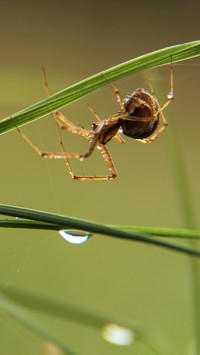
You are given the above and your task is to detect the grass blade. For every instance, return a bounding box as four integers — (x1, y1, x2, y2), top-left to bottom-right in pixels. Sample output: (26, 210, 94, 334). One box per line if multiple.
(0, 285, 174, 355)
(167, 125, 200, 354)
(0, 41, 199, 135)
(0, 297, 77, 355)
(0, 204, 200, 257)
(1, 219, 200, 240)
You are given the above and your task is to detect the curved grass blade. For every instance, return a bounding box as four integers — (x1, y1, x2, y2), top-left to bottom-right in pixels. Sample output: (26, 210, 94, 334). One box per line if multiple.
(0, 41, 199, 135)
(0, 204, 200, 257)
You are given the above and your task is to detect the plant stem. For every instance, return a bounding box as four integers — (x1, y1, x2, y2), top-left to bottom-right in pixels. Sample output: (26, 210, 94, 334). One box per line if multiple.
(167, 125, 200, 354)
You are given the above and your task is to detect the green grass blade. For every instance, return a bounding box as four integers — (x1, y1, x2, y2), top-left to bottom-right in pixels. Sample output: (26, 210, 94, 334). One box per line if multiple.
(167, 125, 200, 354)
(0, 40, 199, 135)
(114, 225, 200, 240)
(0, 204, 200, 257)
(0, 285, 134, 330)
(1, 219, 200, 240)
(0, 296, 77, 355)
(0, 285, 174, 355)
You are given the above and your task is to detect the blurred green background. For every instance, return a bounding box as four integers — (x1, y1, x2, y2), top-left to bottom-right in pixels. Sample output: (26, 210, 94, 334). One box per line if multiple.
(0, 0, 200, 354)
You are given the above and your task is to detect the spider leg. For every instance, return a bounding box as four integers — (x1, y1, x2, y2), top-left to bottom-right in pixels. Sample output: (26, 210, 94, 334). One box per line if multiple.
(16, 68, 96, 176)
(52, 111, 91, 139)
(42, 68, 78, 131)
(102, 73, 125, 113)
(71, 144, 117, 181)
(136, 111, 168, 144)
(138, 64, 174, 144)
(42, 67, 78, 175)
(100, 144, 117, 179)
(148, 62, 174, 102)
(16, 123, 96, 158)
(43, 68, 107, 176)
(107, 82, 125, 112)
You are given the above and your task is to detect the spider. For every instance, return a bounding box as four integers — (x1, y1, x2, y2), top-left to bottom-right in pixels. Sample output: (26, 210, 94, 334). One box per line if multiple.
(17, 65, 174, 181)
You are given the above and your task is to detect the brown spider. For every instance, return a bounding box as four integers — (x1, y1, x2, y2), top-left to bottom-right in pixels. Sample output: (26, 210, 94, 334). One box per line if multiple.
(17, 66, 174, 181)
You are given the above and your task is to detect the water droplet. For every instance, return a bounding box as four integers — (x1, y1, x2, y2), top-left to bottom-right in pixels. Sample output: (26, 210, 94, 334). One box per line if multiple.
(118, 128, 123, 133)
(97, 145, 102, 150)
(59, 229, 91, 244)
(79, 157, 84, 162)
(167, 92, 174, 100)
(101, 323, 134, 346)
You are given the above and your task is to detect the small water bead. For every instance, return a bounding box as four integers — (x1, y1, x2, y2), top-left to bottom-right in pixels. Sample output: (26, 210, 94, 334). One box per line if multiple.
(53, 155, 62, 159)
(59, 229, 91, 244)
(167, 92, 174, 100)
(101, 323, 134, 346)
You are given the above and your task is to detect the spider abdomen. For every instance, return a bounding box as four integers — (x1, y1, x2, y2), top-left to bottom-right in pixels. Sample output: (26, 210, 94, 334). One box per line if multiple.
(122, 118, 159, 139)
(121, 88, 160, 139)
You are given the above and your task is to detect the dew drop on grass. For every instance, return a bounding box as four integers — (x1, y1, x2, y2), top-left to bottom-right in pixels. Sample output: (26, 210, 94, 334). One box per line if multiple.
(59, 229, 92, 244)
(101, 323, 134, 346)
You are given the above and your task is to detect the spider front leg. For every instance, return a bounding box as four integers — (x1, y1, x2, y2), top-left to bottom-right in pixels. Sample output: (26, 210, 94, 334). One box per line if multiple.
(16, 123, 97, 160)
(17, 117, 117, 180)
